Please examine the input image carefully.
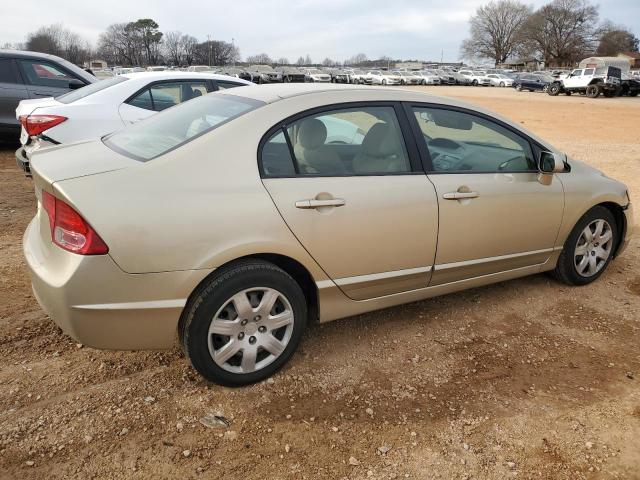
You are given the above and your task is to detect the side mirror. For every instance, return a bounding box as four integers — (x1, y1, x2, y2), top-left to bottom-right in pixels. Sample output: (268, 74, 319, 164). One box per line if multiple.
(68, 79, 85, 90)
(538, 151, 565, 173)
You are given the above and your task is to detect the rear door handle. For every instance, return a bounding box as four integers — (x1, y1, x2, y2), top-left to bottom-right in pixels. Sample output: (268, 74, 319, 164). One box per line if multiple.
(443, 191, 479, 200)
(295, 198, 346, 209)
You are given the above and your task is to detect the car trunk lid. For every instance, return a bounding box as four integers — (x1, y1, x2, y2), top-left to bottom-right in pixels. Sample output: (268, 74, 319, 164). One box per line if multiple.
(30, 139, 137, 189)
(16, 97, 63, 119)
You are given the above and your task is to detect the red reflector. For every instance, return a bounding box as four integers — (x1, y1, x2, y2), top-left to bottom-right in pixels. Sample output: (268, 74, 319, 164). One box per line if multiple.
(20, 114, 67, 136)
(41, 191, 108, 255)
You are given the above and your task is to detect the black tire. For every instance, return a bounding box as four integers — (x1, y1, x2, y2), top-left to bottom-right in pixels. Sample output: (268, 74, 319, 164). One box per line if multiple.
(180, 260, 308, 386)
(630, 91, 639, 97)
(515, 84, 522, 91)
(547, 82, 561, 96)
(552, 206, 618, 286)
(499, 81, 505, 87)
(472, 79, 478, 86)
(565, 91, 572, 96)
(586, 84, 600, 98)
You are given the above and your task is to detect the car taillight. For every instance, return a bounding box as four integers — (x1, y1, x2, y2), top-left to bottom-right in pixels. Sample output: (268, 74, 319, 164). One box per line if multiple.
(41, 191, 108, 255)
(19, 114, 67, 136)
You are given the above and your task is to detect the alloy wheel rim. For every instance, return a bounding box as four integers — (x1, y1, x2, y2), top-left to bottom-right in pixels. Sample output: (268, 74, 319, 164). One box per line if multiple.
(208, 287, 294, 374)
(573, 219, 613, 277)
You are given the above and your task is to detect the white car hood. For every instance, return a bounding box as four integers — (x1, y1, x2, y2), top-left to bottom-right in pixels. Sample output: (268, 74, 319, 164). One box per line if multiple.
(16, 97, 63, 120)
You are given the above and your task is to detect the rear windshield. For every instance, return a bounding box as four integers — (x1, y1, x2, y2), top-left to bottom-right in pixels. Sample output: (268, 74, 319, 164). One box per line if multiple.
(56, 76, 127, 104)
(104, 93, 264, 161)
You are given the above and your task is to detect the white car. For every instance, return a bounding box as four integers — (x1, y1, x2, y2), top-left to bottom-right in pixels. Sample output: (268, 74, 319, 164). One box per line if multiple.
(459, 70, 491, 86)
(363, 71, 402, 85)
(303, 69, 332, 83)
(414, 71, 441, 85)
(15, 72, 251, 175)
(393, 71, 422, 85)
(486, 74, 514, 87)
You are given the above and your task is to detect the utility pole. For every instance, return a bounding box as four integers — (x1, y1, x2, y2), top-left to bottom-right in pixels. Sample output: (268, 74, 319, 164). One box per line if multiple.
(440, 49, 444, 66)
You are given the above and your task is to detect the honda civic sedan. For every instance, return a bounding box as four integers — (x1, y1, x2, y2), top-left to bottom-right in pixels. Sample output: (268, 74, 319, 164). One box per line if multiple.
(23, 84, 633, 386)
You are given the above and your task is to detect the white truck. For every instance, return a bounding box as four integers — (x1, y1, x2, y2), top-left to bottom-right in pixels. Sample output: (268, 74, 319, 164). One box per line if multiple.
(547, 57, 627, 98)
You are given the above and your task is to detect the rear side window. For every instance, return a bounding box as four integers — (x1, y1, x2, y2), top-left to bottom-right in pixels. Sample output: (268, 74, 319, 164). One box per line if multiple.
(261, 131, 296, 176)
(56, 76, 127, 104)
(0, 59, 19, 84)
(216, 81, 245, 90)
(127, 81, 209, 112)
(19, 60, 75, 87)
(105, 94, 263, 161)
(128, 89, 153, 110)
(261, 106, 411, 177)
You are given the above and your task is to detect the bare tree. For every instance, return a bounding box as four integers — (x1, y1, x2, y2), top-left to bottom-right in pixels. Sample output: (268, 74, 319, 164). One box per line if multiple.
(296, 56, 305, 65)
(322, 57, 334, 66)
(246, 53, 272, 64)
(460, 0, 532, 66)
(596, 22, 639, 56)
(304, 54, 313, 65)
(346, 53, 368, 65)
(26, 24, 91, 65)
(163, 31, 182, 66)
(522, 0, 599, 67)
(180, 35, 198, 66)
(276, 57, 289, 65)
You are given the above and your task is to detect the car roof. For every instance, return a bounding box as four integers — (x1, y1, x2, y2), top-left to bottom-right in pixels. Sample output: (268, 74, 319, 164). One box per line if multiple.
(218, 83, 456, 106)
(0, 49, 68, 61)
(121, 71, 251, 83)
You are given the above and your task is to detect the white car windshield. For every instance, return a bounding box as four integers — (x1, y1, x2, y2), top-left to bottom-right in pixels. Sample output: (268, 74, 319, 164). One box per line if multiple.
(104, 94, 264, 161)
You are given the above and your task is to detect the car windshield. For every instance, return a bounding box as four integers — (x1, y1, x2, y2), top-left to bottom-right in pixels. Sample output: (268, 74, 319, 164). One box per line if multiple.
(55, 76, 128, 104)
(104, 94, 264, 161)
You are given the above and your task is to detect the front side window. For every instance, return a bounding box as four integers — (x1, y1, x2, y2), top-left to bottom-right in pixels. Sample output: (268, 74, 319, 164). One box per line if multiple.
(572, 69, 583, 76)
(19, 60, 76, 87)
(105, 94, 263, 161)
(412, 107, 535, 173)
(263, 106, 411, 177)
(583, 68, 594, 76)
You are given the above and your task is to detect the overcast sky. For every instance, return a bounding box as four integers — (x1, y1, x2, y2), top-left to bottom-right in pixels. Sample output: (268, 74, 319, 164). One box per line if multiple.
(2, 0, 639, 62)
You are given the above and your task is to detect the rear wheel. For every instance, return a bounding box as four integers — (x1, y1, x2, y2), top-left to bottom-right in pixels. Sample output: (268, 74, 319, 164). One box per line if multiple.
(472, 79, 478, 86)
(630, 91, 639, 97)
(565, 91, 572, 96)
(180, 260, 307, 386)
(552, 206, 617, 286)
(515, 84, 523, 91)
(499, 81, 505, 87)
(586, 84, 601, 98)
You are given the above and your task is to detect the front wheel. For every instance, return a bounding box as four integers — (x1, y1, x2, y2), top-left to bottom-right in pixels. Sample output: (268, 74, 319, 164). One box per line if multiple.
(552, 206, 617, 286)
(547, 82, 561, 96)
(472, 79, 478, 86)
(180, 260, 308, 386)
(515, 84, 522, 91)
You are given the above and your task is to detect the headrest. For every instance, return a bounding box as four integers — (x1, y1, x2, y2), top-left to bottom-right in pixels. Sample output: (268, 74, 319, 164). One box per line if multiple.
(298, 119, 327, 149)
(361, 123, 397, 157)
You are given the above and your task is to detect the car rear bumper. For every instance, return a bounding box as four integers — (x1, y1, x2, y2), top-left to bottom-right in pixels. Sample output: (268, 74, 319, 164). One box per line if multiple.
(16, 137, 58, 177)
(23, 217, 212, 350)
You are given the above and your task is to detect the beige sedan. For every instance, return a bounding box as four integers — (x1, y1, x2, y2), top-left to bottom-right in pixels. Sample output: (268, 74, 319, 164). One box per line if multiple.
(23, 84, 633, 386)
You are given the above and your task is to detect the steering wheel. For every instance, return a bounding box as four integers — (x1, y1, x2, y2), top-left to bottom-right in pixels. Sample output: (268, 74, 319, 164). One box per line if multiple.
(498, 156, 526, 171)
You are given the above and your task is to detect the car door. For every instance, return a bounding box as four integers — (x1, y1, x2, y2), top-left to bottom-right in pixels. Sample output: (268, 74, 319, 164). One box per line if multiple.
(260, 103, 439, 300)
(0, 58, 28, 132)
(119, 80, 210, 124)
(563, 69, 583, 89)
(17, 59, 85, 98)
(407, 105, 564, 285)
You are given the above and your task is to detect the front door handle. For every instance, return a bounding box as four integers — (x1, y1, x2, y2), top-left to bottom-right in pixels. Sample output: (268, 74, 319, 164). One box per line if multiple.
(443, 191, 479, 200)
(295, 198, 346, 209)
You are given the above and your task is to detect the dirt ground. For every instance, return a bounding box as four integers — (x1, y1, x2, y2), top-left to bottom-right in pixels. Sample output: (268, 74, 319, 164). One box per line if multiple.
(1, 86, 639, 480)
